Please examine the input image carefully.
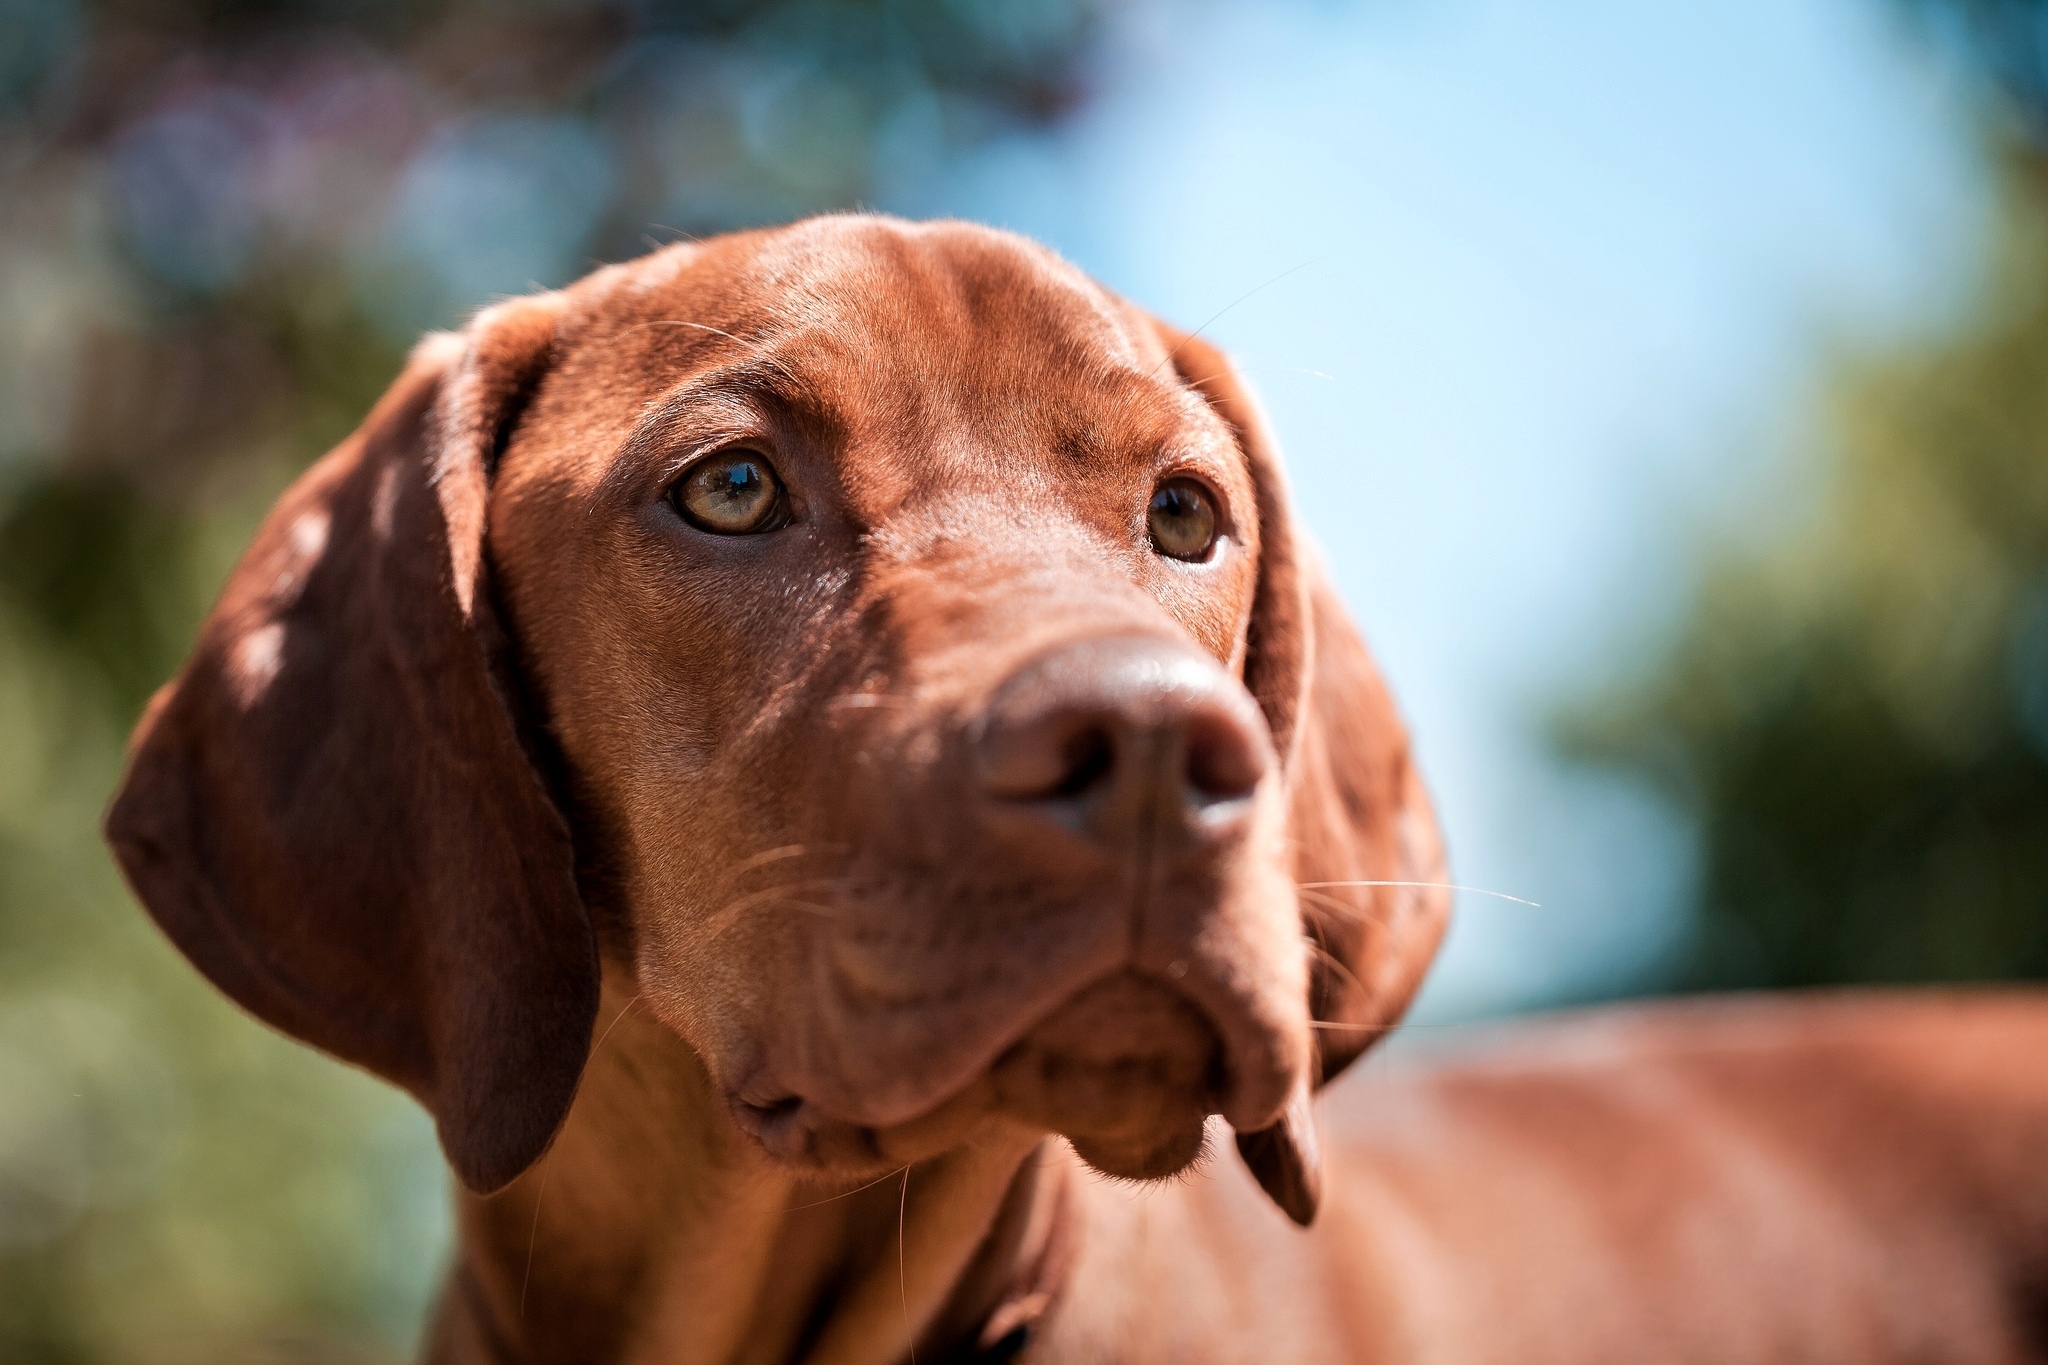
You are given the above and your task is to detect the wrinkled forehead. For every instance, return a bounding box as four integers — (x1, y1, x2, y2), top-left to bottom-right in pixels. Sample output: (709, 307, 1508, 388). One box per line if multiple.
(733, 217, 1153, 379)
(547, 217, 1223, 491)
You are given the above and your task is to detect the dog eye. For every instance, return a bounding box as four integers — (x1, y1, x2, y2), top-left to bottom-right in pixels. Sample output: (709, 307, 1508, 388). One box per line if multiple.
(1147, 477, 1218, 562)
(672, 450, 787, 535)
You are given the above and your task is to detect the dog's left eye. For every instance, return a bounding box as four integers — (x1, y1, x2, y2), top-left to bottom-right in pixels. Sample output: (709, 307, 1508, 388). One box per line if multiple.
(1147, 477, 1219, 562)
(672, 450, 788, 535)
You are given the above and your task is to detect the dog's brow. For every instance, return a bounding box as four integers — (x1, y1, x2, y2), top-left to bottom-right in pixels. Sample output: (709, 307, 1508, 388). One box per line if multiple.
(600, 356, 829, 499)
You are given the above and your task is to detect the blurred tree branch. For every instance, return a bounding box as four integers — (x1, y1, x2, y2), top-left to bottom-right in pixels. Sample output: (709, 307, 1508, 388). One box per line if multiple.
(1900, 0, 2048, 139)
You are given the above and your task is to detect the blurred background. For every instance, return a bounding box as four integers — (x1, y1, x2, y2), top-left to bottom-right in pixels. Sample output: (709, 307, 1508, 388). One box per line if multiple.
(1, 0, 2044, 1357)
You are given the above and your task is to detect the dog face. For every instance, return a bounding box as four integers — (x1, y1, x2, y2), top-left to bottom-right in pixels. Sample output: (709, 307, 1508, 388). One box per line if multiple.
(493, 219, 1298, 1179)
(105, 216, 1448, 1221)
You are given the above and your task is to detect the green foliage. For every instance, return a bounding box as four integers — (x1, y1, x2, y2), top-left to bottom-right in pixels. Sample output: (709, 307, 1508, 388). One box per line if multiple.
(1561, 151, 2048, 991)
(0, 468, 447, 1363)
(1899, 0, 2048, 136)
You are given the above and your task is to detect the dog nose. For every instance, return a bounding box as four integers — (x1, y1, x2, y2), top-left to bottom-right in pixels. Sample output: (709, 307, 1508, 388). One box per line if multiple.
(977, 637, 1271, 841)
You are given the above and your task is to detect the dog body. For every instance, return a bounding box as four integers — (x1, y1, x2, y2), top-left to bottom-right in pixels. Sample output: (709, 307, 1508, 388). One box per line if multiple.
(106, 216, 2048, 1363)
(439, 981, 2048, 1364)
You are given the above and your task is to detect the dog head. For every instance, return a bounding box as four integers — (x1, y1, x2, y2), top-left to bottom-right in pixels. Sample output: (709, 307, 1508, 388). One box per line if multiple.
(106, 216, 1447, 1225)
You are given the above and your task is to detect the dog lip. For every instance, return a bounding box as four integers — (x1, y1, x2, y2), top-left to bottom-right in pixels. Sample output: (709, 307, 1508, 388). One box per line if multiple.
(726, 1075, 1005, 1171)
(986, 971, 1225, 1127)
(773, 968, 1273, 1145)
(728, 1088, 866, 1166)
(729, 1089, 803, 1138)
(726, 929, 1307, 1163)
(740, 1092, 802, 1122)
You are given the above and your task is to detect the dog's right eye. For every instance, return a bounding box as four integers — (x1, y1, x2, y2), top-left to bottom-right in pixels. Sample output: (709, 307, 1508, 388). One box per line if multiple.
(671, 450, 788, 535)
(1147, 477, 1219, 562)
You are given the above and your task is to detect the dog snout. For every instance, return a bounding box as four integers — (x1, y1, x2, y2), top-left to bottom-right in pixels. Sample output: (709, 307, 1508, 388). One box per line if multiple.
(975, 636, 1271, 843)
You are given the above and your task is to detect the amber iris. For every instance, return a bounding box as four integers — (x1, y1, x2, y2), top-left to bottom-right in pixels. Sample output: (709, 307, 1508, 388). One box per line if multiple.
(1147, 477, 1218, 561)
(674, 451, 786, 534)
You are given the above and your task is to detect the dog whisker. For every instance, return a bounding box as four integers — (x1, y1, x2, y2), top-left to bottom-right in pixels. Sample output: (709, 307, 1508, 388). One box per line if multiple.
(628, 318, 777, 359)
(1299, 899, 1341, 961)
(1299, 880, 1541, 908)
(778, 898, 847, 921)
(1307, 1018, 1463, 1033)
(1296, 885, 1392, 928)
(1150, 254, 1335, 380)
(702, 876, 851, 939)
(519, 1151, 555, 1322)
(827, 693, 914, 710)
(734, 844, 811, 876)
(1304, 937, 1377, 1009)
(522, 991, 645, 1321)
(783, 1164, 911, 1213)
(591, 994, 646, 1059)
(900, 1164, 916, 1365)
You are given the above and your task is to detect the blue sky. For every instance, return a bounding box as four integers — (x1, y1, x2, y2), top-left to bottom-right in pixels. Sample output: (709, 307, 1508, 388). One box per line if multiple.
(895, 0, 1990, 1016)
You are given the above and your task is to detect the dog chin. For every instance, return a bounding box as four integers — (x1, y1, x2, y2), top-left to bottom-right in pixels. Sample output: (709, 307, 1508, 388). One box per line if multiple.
(730, 971, 1239, 1182)
(984, 971, 1227, 1179)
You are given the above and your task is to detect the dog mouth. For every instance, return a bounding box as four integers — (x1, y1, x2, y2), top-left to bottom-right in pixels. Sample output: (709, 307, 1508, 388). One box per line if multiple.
(985, 972, 1224, 1178)
(730, 970, 1233, 1179)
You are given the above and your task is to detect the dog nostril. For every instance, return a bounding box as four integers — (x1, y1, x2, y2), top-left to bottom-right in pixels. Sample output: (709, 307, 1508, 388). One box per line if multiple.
(1051, 725, 1116, 799)
(981, 713, 1120, 802)
(1185, 711, 1265, 802)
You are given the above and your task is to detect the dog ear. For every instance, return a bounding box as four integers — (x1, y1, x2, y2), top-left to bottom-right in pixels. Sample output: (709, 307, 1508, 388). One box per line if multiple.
(104, 294, 598, 1195)
(1149, 321, 1451, 1224)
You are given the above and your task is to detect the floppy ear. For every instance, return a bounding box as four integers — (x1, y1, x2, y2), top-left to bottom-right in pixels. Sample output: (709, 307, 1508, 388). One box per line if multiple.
(104, 294, 598, 1195)
(1149, 321, 1451, 1222)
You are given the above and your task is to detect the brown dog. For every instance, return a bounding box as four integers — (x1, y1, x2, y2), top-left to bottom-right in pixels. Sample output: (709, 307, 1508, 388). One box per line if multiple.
(107, 216, 2048, 1363)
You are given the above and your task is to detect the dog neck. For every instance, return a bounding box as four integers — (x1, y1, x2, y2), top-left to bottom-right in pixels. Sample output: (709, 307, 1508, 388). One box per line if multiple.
(427, 971, 1074, 1365)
